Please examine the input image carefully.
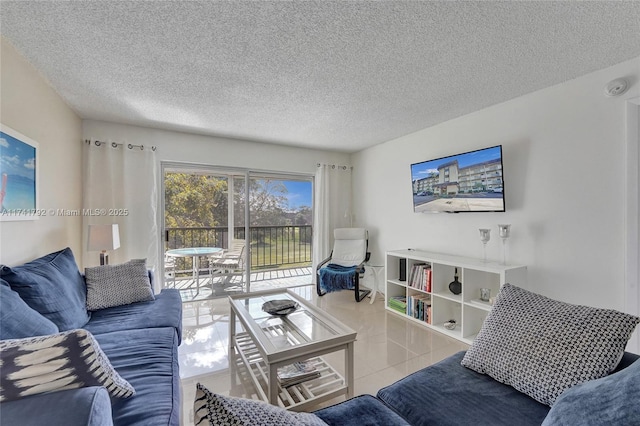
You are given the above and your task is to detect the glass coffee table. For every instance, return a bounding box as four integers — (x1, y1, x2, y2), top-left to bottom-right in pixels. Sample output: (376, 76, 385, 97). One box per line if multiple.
(228, 288, 357, 411)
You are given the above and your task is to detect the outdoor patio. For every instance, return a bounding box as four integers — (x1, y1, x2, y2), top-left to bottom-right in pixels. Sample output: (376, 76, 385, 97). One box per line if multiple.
(166, 266, 313, 301)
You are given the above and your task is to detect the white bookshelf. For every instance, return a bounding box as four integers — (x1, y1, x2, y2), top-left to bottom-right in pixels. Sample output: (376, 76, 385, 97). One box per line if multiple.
(385, 249, 527, 344)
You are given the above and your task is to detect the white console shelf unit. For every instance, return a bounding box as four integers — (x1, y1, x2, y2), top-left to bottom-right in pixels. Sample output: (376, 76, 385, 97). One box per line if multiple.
(385, 249, 527, 344)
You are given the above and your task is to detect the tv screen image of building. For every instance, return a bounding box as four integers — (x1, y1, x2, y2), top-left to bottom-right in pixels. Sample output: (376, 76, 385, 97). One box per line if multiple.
(410, 145, 505, 213)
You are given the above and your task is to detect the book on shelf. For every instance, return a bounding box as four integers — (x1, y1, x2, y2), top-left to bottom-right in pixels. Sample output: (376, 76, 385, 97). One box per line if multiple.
(277, 361, 321, 387)
(407, 294, 431, 322)
(388, 295, 407, 314)
(389, 305, 406, 314)
(388, 295, 407, 307)
(408, 263, 432, 292)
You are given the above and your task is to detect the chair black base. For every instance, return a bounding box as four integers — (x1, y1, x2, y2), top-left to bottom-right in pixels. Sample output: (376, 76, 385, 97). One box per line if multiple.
(355, 287, 371, 303)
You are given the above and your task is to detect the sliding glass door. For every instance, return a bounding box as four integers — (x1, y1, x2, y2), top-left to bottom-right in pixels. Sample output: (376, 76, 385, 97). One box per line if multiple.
(247, 174, 313, 292)
(162, 164, 312, 297)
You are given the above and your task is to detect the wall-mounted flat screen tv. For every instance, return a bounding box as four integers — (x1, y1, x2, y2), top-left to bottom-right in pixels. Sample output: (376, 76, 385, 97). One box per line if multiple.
(411, 145, 505, 213)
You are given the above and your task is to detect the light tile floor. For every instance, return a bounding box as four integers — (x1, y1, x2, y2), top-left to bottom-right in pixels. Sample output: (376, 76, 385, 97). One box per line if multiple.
(178, 285, 469, 425)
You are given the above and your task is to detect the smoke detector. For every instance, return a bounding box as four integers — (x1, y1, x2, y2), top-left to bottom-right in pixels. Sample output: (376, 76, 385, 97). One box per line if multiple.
(604, 78, 629, 97)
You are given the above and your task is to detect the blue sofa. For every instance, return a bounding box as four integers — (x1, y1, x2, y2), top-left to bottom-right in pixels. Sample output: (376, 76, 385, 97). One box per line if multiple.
(0, 248, 182, 426)
(313, 350, 640, 426)
(314, 283, 640, 426)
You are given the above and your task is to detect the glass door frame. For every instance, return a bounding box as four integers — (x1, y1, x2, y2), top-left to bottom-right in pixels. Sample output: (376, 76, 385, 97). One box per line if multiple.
(160, 161, 313, 294)
(160, 162, 251, 292)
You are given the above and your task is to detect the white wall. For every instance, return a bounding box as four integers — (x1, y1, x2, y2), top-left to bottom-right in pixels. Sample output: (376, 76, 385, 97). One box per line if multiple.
(626, 99, 640, 352)
(352, 57, 640, 313)
(0, 38, 83, 266)
(82, 120, 349, 176)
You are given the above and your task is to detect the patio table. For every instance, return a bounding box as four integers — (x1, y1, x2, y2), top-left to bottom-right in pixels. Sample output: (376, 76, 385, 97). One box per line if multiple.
(165, 247, 222, 296)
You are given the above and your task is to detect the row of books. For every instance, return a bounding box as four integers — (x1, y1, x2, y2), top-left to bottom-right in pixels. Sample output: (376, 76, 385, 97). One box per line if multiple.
(388, 295, 407, 314)
(407, 294, 432, 324)
(277, 360, 320, 387)
(408, 263, 432, 292)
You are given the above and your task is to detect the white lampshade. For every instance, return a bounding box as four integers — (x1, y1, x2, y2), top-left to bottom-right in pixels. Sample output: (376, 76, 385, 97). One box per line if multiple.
(88, 224, 121, 251)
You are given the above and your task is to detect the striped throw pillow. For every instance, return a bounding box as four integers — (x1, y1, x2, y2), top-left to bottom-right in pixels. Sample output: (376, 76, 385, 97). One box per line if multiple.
(0, 329, 135, 402)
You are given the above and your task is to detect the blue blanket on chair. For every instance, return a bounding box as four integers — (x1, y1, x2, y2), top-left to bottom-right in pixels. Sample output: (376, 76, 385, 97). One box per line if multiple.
(319, 264, 358, 294)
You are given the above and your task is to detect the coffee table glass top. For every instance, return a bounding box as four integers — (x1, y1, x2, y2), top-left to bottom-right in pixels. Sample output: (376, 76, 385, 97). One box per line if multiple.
(230, 290, 353, 353)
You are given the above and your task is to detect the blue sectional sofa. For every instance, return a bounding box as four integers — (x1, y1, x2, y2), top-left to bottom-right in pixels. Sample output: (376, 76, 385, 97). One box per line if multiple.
(313, 350, 640, 426)
(0, 248, 182, 426)
(313, 283, 640, 426)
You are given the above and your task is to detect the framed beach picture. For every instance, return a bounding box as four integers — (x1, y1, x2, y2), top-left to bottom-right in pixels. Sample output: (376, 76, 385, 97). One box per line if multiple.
(0, 124, 39, 221)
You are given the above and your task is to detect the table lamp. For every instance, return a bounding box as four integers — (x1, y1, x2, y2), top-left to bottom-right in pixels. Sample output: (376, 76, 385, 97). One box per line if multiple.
(88, 224, 120, 265)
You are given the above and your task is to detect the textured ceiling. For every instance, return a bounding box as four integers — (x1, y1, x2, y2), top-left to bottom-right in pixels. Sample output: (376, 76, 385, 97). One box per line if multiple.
(1, 1, 640, 153)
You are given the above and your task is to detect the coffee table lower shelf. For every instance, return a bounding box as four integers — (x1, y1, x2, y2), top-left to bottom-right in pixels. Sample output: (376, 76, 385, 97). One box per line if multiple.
(233, 332, 347, 411)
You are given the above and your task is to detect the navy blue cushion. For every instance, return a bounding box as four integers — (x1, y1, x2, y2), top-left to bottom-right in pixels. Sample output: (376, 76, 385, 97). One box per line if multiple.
(84, 289, 183, 344)
(377, 351, 550, 426)
(94, 327, 180, 426)
(613, 352, 640, 372)
(542, 358, 640, 426)
(314, 394, 410, 426)
(0, 386, 113, 426)
(0, 248, 90, 331)
(319, 264, 357, 294)
(0, 279, 58, 339)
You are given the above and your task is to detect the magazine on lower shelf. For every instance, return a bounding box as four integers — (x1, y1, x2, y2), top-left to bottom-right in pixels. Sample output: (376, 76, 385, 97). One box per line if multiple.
(277, 361, 321, 387)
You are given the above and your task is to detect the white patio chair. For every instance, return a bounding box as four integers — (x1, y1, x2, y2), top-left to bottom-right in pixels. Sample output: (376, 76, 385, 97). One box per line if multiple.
(164, 254, 176, 288)
(209, 239, 246, 287)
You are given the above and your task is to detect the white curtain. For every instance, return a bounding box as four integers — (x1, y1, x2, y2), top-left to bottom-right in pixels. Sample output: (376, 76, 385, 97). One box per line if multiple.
(82, 140, 159, 284)
(312, 163, 353, 281)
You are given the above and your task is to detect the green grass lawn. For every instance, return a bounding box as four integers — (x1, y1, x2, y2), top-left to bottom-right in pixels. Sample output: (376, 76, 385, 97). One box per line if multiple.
(251, 241, 312, 270)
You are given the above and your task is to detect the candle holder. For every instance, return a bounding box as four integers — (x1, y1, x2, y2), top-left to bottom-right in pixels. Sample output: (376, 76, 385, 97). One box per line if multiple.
(498, 224, 511, 265)
(479, 228, 491, 262)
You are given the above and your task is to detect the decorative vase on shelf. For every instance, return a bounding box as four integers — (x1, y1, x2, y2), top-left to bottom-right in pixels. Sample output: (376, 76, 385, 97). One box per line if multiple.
(479, 228, 491, 262)
(449, 268, 462, 295)
(498, 224, 511, 265)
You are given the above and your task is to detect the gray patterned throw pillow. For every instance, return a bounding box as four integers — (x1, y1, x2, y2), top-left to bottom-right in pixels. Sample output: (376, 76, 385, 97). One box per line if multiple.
(461, 283, 640, 406)
(194, 383, 328, 426)
(85, 259, 154, 311)
(0, 329, 135, 402)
